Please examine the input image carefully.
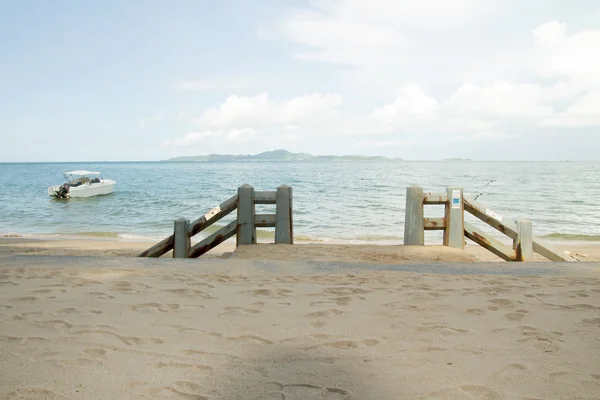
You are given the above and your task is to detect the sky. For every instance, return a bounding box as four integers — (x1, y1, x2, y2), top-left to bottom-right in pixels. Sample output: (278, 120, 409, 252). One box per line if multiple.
(1, 0, 599, 162)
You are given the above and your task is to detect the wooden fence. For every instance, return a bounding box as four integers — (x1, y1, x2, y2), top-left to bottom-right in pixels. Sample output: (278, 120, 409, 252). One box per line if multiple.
(403, 186, 576, 262)
(138, 184, 293, 258)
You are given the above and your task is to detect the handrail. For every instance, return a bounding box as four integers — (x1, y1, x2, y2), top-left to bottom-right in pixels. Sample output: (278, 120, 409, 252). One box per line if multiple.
(138, 184, 293, 258)
(188, 220, 237, 258)
(137, 234, 174, 258)
(188, 194, 238, 237)
(404, 186, 576, 262)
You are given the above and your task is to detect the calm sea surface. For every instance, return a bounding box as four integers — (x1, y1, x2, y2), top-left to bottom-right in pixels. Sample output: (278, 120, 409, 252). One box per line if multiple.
(1, 161, 599, 244)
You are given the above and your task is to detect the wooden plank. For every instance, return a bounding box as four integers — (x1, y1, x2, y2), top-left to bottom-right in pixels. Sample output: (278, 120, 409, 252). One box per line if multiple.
(188, 220, 237, 258)
(254, 191, 277, 204)
(464, 197, 518, 240)
(515, 219, 532, 261)
(188, 194, 238, 237)
(465, 196, 576, 262)
(173, 218, 190, 258)
(404, 186, 424, 245)
(255, 214, 276, 228)
(275, 185, 293, 244)
(423, 193, 448, 205)
(423, 217, 445, 230)
(533, 240, 577, 262)
(237, 184, 256, 245)
(464, 222, 515, 262)
(137, 235, 174, 257)
(445, 187, 464, 249)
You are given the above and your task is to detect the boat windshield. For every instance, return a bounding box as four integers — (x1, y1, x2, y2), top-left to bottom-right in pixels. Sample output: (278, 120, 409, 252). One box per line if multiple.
(63, 171, 103, 185)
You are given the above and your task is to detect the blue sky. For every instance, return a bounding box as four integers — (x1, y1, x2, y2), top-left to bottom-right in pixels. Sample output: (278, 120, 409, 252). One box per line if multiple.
(1, 0, 599, 161)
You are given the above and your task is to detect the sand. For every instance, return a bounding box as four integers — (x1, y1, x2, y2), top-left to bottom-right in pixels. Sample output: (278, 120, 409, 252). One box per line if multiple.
(1, 256, 599, 399)
(1, 236, 598, 262)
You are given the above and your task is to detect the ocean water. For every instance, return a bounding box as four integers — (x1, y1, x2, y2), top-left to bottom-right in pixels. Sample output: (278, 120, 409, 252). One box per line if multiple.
(1, 161, 599, 244)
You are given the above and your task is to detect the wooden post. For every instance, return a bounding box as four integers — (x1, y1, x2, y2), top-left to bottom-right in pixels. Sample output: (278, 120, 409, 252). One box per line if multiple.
(444, 187, 465, 249)
(515, 218, 533, 261)
(275, 185, 293, 244)
(173, 218, 190, 258)
(237, 184, 255, 246)
(404, 186, 424, 245)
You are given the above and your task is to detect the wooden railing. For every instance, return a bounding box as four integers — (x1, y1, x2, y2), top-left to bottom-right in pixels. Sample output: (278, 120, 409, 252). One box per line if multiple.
(138, 184, 293, 258)
(403, 186, 576, 262)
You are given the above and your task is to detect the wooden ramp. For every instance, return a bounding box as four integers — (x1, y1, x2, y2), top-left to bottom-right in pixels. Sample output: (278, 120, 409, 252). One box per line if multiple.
(404, 186, 577, 262)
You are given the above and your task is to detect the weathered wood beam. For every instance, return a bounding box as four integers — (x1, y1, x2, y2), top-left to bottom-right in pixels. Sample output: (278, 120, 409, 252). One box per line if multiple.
(275, 185, 293, 244)
(187, 194, 238, 237)
(137, 235, 174, 257)
(255, 214, 276, 228)
(464, 196, 576, 262)
(423, 217, 445, 230)
(188, 220, 237, 258)
(404, 186, 424, 245)
(463, 197, 518, 240)
(464, 222, 515, 262)
(423, 193, 448, 205)
(237, 184, 256, 246)
(173, 218, 190, 258)
(533, 241, 577, 262)
(514, 219, 532, 262)
(444, 187, 465, 249)
(254, 191, 277, 204)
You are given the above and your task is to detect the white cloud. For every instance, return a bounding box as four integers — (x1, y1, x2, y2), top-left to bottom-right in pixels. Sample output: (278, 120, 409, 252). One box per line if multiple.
(533, 21, 600, 86)
(277, 0, 504, 66)
(197, 92, 343, 128)
(167, 16, 600, 154)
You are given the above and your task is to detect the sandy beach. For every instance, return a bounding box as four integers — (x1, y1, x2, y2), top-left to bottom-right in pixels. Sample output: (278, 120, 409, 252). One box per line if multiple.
(1, 254, 599, 399)
(1, 237, 600, 399)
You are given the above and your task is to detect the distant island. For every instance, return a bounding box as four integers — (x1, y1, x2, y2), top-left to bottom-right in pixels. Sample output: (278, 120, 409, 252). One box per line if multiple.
(162, 149, 402, 162)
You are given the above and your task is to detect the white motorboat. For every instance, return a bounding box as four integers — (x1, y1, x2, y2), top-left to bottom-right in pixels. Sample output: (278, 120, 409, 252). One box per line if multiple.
(48, 170, 116, 198)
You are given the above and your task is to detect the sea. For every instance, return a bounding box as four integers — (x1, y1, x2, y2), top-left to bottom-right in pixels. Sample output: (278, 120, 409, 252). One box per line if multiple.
(1, 161, 599, 245)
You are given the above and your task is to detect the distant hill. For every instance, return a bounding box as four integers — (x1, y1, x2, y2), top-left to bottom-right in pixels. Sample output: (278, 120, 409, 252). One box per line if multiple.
(162, 149, 401, 162)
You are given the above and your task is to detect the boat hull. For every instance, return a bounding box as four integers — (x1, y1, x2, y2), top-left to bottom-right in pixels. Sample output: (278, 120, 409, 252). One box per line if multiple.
(48, 180, 116, 198)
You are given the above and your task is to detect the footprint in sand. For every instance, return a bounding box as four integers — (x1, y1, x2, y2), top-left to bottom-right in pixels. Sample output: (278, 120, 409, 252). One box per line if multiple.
(10, 296, 37, 302)
(266, 382, 353, 400)
(305, 309, 344, 318)
(492, 363, 528, 383)
(156, 362, 213, 372)
(417, 324, 469, 335)
(505, 309, 529, 321)
(581, 318, 600, 326)
(83, 348, 107, 357)
(131, 303, 179, 313)
(4, 388, 57, 400)
(515, 326, 563, 353)
(88, 292, 114, 300)
(460, 384, 501, 399)
(165, 380, 208, 399)
(465, 308, 486, 315)
(242, 288, 292, 298)
(220, 306, 261, 315)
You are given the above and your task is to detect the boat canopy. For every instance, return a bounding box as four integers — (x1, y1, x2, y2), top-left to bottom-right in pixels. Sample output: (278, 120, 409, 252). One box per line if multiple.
(64, 170, 101, 175)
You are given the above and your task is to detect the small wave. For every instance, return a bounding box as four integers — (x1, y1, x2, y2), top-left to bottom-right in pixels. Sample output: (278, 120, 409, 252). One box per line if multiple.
(1, 233, 26, 238)
(541, 233, 600, 242)
(118, 233, 168, 242)
(70, 232, 121, 238)
(353, 234, 403, 241)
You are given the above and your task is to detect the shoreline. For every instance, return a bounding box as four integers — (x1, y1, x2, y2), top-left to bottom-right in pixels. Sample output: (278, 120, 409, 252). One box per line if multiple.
(1, 235, 598, 262)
